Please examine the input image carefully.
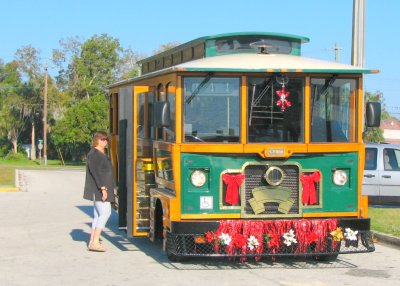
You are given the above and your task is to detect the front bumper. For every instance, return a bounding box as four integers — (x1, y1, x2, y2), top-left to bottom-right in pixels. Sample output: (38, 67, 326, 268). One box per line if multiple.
(166, 218, 375, 260)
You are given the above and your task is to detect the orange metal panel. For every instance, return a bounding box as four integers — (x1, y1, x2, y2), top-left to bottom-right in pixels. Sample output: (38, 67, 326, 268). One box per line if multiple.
(304, 76, 310, 144)
(169, 144, 181, 221)
(181, 214, 241, 220)
(303, 212, 358, 218)
(243, 144, 308, 158)
(241, 76, 247, 144)
(307, 144, 360, 153)
(176, 76, 182, 144)
(180, 144, 244, 153)
(357, 78, 364, 142)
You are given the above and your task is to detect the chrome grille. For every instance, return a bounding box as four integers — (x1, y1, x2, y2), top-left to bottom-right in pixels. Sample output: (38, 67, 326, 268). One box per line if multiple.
(243, 164, 300, 216)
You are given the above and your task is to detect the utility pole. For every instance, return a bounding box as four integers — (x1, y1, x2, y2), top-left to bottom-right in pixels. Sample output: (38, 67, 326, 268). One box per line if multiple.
(352, 0, 365, 67)
(43, 61, 48, 166)
(328, 43, 343, 63)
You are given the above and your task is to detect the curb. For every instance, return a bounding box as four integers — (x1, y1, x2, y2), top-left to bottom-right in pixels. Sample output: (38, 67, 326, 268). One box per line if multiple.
(373, 232, 400, 248)
(0, 187, 18, 192)
(0, 169, 22, 192)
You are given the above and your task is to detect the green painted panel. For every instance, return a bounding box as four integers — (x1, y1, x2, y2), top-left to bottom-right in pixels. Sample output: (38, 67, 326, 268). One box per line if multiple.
(180, 152, 359, 215)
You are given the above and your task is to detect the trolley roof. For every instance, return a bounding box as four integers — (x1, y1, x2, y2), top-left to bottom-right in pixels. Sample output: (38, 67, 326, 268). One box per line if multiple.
(173, 53, 378, 74)
(109, 32, 378, 88)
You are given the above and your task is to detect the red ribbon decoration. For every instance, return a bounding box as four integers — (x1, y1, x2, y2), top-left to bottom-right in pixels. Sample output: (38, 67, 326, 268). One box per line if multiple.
(222, 173, 245, 205)
(204, 218, 339, 261)
(300, 171, 321, 205)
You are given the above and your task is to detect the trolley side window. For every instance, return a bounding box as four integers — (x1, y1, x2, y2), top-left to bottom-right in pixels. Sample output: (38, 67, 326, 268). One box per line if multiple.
(311, 78, 357, 143)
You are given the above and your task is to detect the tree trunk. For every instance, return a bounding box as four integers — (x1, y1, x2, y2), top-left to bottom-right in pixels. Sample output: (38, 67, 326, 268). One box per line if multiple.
(11, 140, 17, 153)
(31, 122, 36, 160)
(8, 129, 18, 153)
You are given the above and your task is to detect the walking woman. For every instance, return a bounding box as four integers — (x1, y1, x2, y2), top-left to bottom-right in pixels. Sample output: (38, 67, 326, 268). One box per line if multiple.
(83, 131, 115, 252)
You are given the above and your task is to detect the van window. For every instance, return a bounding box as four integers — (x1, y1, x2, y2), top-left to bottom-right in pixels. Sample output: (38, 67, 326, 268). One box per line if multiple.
(383, 148, 400, 171)
(365, 148, 377, 170)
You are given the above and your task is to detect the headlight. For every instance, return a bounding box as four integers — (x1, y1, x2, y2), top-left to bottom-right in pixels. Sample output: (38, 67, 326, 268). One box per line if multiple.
(190, 170, 206, 187)
(332, 170, 348, 186)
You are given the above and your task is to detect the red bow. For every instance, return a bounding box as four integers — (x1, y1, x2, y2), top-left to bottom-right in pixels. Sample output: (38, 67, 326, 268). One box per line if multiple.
(300, 171, 321, 205)
(222, 173, 245, 205)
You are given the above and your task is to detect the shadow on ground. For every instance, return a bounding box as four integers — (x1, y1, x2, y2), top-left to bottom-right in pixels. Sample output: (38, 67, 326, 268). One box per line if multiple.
(74, 205, 358, 270)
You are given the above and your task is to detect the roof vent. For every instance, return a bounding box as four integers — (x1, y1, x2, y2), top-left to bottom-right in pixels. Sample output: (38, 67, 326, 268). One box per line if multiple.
(250, 40, 272, 54)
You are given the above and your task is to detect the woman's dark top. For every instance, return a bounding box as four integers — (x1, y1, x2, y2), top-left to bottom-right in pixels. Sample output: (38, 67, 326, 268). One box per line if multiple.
(83, 148, 115, 202)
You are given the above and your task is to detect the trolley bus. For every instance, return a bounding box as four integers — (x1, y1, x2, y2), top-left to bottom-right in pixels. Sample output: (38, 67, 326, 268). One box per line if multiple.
(108, 32, 381, 261)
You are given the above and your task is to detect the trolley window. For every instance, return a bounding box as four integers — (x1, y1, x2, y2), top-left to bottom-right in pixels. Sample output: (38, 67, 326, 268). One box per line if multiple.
(183, 77, 240, 143)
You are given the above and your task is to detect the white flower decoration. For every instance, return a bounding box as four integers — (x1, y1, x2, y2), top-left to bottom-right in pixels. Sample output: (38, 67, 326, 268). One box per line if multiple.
(344, 228, 359, 241)
(283, 229, 298, 246)
(219, 233, 232, 246)
(247, 235, 260, 250)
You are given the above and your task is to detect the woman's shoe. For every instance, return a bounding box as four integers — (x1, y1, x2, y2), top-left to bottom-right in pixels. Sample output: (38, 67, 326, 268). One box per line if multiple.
(88, 242, 106, 252)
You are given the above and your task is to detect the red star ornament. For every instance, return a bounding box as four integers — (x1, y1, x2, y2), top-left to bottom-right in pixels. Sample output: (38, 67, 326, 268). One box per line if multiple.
(276, 86, 291, 111)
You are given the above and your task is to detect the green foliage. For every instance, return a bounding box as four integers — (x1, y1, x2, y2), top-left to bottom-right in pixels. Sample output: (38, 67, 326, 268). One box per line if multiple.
(5, 151, 28, 161)
(364, 91, 388, 143)
(152, 41, 180, 55)
(118, 48, 145, 80)
(0, 137, 11, 157)
(73, 34, 122, 98)
(52, 94, 108, 160)
(364, 126, 385, 143)
(0, 61, 27, 152)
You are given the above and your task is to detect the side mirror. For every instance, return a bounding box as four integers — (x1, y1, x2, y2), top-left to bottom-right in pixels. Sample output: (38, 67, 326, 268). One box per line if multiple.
(366, 102, 381, 127)
(153, 101, 170, 128)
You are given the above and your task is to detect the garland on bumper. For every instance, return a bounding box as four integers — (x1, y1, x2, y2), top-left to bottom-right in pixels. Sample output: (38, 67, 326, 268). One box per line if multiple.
(204, 219, 357, 261)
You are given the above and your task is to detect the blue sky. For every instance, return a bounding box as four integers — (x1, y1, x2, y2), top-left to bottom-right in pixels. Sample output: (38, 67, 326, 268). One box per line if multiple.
(1, 0, 399, 114)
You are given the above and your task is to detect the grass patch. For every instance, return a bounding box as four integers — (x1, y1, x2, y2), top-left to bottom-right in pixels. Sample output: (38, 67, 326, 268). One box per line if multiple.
(0, 159, 85, 186)
(0, 167, 15, 185)
(369, 206, 400, 237)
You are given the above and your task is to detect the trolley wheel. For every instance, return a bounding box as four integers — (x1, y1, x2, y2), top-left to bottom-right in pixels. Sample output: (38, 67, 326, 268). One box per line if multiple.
(314, 253, 339, 262)
(165, 238, 184, 262)
(164, 231, 186, 262)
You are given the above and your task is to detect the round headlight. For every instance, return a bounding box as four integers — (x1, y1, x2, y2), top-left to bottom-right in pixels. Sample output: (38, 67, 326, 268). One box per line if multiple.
(190, 170, 206, 187)
(264, 166, 285, 186)
(333, 170, 348, 186)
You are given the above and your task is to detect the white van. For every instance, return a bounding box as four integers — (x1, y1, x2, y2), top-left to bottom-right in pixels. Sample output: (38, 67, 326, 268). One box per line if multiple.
(363, 143, 400, 205)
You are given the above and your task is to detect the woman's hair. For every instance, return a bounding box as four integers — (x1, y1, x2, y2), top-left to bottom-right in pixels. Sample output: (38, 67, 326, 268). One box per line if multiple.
(92, 131, 108, 148)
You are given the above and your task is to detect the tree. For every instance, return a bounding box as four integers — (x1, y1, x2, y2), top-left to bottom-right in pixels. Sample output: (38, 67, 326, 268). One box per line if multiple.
(14, 46, 44, 159)
(118, 48, 145, 80)
(49, 34, 124, 160)
(52, 94, 108, 160)
(152, 41, 180, 55)
(0, 60, 26, 153)
(363, 91, 389, 143)
(75, 34, 122, 99)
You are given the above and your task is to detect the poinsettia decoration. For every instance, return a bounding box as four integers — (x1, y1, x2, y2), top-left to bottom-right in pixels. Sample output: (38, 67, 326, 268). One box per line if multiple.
(330, 227, 344, 242)
(283, 229, 298, 246)
(203, 219, 352, 261)
(219, 233, 232, 246)
(344, 228, 358, 241)
(247, 235, 260, 250)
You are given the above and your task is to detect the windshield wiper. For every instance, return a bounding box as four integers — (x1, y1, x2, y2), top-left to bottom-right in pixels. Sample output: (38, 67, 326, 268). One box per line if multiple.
(185, 73, 213, 104)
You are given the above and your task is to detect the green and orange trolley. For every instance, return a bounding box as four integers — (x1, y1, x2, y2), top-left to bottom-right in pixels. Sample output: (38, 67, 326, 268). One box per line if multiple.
(108, 32, 381, 261)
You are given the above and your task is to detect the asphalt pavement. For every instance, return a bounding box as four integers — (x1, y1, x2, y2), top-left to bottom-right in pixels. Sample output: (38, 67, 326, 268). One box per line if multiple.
(1, 169, 399, 286)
